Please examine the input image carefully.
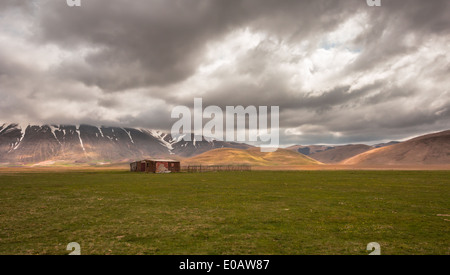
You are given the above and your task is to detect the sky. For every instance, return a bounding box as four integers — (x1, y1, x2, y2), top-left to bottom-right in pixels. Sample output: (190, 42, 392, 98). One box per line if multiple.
(0, 0, 449, 146)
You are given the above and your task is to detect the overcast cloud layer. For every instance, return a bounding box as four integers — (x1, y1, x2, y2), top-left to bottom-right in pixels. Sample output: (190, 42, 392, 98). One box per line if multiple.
(1, 0, 449, 145)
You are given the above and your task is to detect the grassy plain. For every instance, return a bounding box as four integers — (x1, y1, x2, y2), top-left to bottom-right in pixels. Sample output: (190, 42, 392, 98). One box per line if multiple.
(0, 170, 448, 255)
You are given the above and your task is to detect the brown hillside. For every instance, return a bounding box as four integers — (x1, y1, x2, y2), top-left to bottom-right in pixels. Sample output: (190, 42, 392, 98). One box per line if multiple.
(342, 130, 450, 165)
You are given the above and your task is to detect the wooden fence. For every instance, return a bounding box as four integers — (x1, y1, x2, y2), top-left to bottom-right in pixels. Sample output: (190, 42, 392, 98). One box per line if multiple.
(182, 165, 252, 173)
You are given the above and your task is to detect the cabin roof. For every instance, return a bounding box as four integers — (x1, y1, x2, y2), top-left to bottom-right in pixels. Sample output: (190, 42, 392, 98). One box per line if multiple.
(143, 159, 179, 162)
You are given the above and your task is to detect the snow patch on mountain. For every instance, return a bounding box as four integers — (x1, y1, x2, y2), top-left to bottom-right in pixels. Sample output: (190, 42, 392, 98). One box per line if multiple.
(12, 124, 26, 150)
(122, 128, 134, 144)
(49, 125, 63, 146)
(146, 129, 174, 153)
(97, 126, 105, 138)
(75, 126, 87, 154)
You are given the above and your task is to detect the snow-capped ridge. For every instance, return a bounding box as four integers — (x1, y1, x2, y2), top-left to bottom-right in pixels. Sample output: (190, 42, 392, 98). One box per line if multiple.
(0, 123, 253, 164)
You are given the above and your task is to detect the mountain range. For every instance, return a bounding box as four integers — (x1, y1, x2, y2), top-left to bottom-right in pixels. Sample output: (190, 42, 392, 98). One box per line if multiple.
(1, 123, 449, 167)
(0, 123, 251, 165)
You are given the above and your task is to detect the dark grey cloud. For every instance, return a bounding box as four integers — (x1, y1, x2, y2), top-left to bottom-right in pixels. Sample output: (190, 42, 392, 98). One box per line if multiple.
(30, 0, 368, 92)
(0, 0, 449, 145)
(348, 1, 450, 73)
(37, 0, 250, 91)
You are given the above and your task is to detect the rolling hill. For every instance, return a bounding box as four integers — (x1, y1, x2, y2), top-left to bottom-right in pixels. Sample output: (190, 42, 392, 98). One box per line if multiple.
(342, 130, 450, 165)
(183, 147, 322, 166)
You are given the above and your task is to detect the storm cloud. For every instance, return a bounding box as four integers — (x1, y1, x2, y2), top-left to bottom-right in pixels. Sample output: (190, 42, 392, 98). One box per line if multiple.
(0, 0, 449, 145)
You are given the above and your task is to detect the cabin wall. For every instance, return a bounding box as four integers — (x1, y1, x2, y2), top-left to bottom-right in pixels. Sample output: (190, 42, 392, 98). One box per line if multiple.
(130, 160, 181, 173)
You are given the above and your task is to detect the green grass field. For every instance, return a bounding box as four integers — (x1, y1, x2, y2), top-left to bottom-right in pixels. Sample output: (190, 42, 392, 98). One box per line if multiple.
(0, 170, 449, 255)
